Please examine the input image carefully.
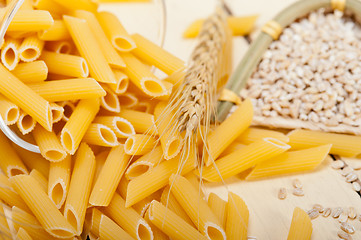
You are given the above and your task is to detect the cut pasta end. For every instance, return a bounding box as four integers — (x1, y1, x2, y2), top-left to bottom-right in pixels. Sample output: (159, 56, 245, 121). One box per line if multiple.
(136, 219, 153, 240)
(61, 129, 75, 155)
(57, 42, 72, 54)
(125, 161, 152, 180)
(49, 180, 67, 209)
(3, 105, 19, 125)
(80, 59, 89, 78)
(205, 222, 226, 240)
(48, 226, 76, 239)
(50, 104, 64, 124)
(118, 93, 138, 108)
(7, 165, 28, 177)
(115, 77, 129, 95)
(19, 48, 41, 63)
(263, 137, 290, 150)
(112, 37, 136, 52)
(44, 149, 67, 162)
(140, 78, 172, 98)
(64, 205, 81, 236)
(164, 136, 182, 160)
(114, 117, 135, 138)
(97, 125, 119, 147)
(101, 91, 121, 113)
(17, 113, 36, 135)
(1, 44, 19, 70)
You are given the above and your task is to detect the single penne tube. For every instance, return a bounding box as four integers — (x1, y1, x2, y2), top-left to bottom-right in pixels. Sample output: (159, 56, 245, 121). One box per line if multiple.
(19, 35, 44, 62)
(58, 101, 76, 122)
(183, 15, 258, 38)
(33, 0, 70, 15)
(89, 208, 102, 237)
(287, 207, 312, 240)
(92, 150, 109, 187)
(17, 111, 36, 135)
(0, 64, 52, 131)
(160, 186, 194, 226)
(5, 10, 54, 32)
(219, 142, 246, 158)
(29, 169, 48, 193)
(63, 15, 116, 84)
(0, 94, 19, 125)
(125, 148, 196, 207)
(50, 103, 64, 124)
(118, 92, 138, 108)
(107, 70, 129, 94)
(89, 145, 129, 206)
(125, 145, 163, 180)
(82, 123, 119, 147)
(96, 11, 136, 52)
(11, 206, 59, 240)
(208, 193, 227, 229)
(39, 50, 89, 78)
(16, 227, 33, 240)
(226, 192, 249, 240)
(9, 174, 76, 238)
(0, 173, 31, 212)
(60, 98, 100, 154)
(201, 138, 290, 182)
(206, 98, 253, 166)
(48, 154, 71, 209)
(100, 86, 121, 113)
(38, 20, 71, 41)
(28, 78, 105, 102)
(64, 143, 95, 235)
(99, 213, 134, 240)
(32, 124, 67, 162)
(124, 134, 157, 155)
(148, 200, 207, 240)
(53, 0, 98, 12)
(93, 116, 135, 138)
(102, 193, 153, 240)
(236, 127, 289, 144)
(143, 208, 169, 240)
(154, 102, 182, 159)
(74, 10, 125, 68)
(131, 33, 185, 75)
(288, 129, 361, 157)
(117, 109, 157, 135)
(0, 132, 28, 177)
(246, 144, 332, 180)
(11, 61, 48, 83)
(45, 40, 73, 54)
(1, 37, 21, 70)
(13, 144, 49, 178)
(185, 172, 205, 197)
(169, 174, 226, 240)
(120, 52, 173, 98)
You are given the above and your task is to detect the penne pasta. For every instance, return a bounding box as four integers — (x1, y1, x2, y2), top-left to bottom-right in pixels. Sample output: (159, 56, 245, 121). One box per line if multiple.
(163, 67, 186, 89)
(0, 132, 28, 177)
(29, 169, 48, 193)
(50, 103, 64, 124)
(124, 134, 157, 155)
(93, 116, 135, 138)
(1, 37, 21, 70)
(208, 192, 227, 229)
(38, 20, 71, 41)
(100, 87, 121, 113)
(97, 11, 136, 52)
(133, 101, 153, 113)
(143, 208, 169, 240)
(89, 207, 102, 237)
(201, 138, 290, 182)
(64, 143, 96, 235)
(48, 155, 71, 209)
(125, 145, 163, 180)
(287, 207, 312, 240)
(0, 94, 19, 125)
(58, 100, 76, 122)
(108, 70, 129, 94)
(83, 123, 118, 147)
(11, 206, 59, 240)
(169, 174, 226, 240)
(102, 193, 153, 240)
(118, 92, 138, 108)
(74, 10, 125, 69)
(288, 129, 361, 157)
(32, 124, 67, 162)
(125, 146, 196, 207)
(99, 213, 134, 240)
(28, 78, 105, 102)
(148, 200, 207, 240)
(63, 15, 116, 84)
(226, 192, 249, 240)
(206, 98, 253, 166)
(89, 145, 129, 206)
(60, 98, 100, 154)
(53, 0, 98, 12)
(17, 111, 36, 135)
(6, 10, 54, 32)
(219, 142, 246, 158)
(183, 15, 258, 38)
(236, 127, 289, 144)
(9, 174, 76, 238)
(39, 50, 89, 78)
(0, 202, 11, 240)
(18, 35, 44, 62)
(16, 227, 33, 240)
(0, 64, 52, 131)
(11, 61, 48, 83)
(33, 0, 69, 15)
(118, 109, 157, 135)
(45, 40, 73, 54)
(246, 144, 332, 180)
(154, 102, 182, 160)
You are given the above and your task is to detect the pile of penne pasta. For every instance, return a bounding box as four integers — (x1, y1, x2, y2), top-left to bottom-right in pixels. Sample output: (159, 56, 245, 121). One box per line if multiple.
(1, 0, 361, 239)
